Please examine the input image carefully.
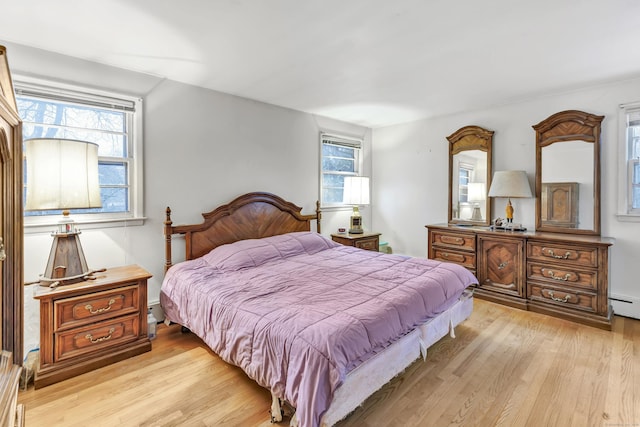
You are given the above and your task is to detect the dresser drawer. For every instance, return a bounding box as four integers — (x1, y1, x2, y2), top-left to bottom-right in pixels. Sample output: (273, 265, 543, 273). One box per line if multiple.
(527, 242, 597, 267)
(54, 285, 140, 331)
(527, 262, 597, 290)
(431, 231, 475, 252)
(355, 237, 379, 251)
(528, 282, 598, 313)
(432, 248, 476, 269)
(55, 314, 140, 363)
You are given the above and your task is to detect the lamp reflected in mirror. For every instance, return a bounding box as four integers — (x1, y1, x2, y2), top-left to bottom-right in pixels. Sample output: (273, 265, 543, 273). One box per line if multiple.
(468, 182, 486, 221)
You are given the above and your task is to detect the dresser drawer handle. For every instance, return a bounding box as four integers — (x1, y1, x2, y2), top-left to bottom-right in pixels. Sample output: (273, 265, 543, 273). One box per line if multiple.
(85, 299, 116, 315)
(441, 236, 465, 246)
(541, 268, 573, 282)
(542, 247, 574, 260)
(441, 252, 464, 262)
(546, 290, 572, 303)
(498, 261, 509, 270)
(85, 328, 115, 344)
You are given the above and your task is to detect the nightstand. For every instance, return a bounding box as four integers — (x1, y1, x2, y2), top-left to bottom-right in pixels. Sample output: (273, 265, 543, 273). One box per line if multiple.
(331, 232, 381, 251)
(34, 265, 152, 388)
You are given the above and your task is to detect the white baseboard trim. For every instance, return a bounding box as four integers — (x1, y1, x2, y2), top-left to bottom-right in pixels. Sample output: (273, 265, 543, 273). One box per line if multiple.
(610, 293, 640, 320)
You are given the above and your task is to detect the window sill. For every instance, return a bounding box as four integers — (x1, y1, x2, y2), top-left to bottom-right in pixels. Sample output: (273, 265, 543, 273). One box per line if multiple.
(24, 216, 147, 235)
(616, 213, 640, 223)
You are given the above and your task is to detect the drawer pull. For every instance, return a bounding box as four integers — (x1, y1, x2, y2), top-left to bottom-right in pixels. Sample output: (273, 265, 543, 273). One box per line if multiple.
(441, 252, 464, 262)
(541, 268, 573, 282)
(546, 290, 572, 303)
(85, 328, 115, 344)
(542, 247, 574, 260)
(85, 298, 116, 315)
(498, 261, 509, 270)
(441, 235, 465, 246)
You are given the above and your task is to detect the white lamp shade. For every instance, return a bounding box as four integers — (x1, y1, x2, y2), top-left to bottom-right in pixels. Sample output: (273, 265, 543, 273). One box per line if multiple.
(25, 138, 102, 211)
(488, 170, 532, 198)
(467, 182, 486, 202)
(343, 176, 370, 205)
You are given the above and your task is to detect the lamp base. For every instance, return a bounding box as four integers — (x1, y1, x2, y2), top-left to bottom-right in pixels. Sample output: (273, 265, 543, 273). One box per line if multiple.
(38, 231, 104, 288)
(349, 208, 364, 234)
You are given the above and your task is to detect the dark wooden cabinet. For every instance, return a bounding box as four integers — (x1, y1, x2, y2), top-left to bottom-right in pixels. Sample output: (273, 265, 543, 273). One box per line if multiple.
(427, 224, 613, 329)
(34, 265, 152, 388)
(331, 232, 381, 251)
(477, 235, 525, 299)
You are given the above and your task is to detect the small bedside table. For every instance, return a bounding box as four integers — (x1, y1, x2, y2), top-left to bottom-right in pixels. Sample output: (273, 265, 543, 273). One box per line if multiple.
(34, 265, 152, 388)
(331, 232, 381, 251)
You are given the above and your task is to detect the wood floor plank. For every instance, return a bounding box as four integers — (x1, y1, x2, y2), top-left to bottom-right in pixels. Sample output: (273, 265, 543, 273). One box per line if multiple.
(18, 300, 640, 427)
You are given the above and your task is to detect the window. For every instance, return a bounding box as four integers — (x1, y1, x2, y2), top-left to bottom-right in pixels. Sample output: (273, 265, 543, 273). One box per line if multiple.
(320, 133, 363, 208)
(458, 163, 473, 203)
(16, 78, 143, 226)
(619, 104, 640, 218)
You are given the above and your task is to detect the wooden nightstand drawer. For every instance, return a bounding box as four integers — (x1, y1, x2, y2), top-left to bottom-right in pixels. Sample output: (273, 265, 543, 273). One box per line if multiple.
(55, 285, 140, 331)
(55, 314, 140, 363)
(331, 232, 381, 252)
(355, 237, 379, 251)
(527, 242, 597, 267)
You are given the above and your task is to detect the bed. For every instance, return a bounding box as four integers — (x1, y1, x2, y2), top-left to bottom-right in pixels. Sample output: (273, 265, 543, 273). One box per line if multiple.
(160, 192, 477, 427)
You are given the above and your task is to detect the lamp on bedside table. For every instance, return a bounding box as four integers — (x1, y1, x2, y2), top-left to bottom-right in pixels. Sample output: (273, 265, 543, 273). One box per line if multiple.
(343, 176, 370, 234)
(488, 170, 532, 225)
(25, 138, 104, 288)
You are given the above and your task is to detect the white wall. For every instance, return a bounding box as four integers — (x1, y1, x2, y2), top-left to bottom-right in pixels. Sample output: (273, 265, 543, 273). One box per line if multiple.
(7, 42, 371, 354)
(372, 77, 640, 318)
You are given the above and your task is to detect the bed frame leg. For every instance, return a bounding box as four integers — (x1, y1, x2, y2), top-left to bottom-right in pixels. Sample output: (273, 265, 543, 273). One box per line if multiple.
(449, 319, 456, 339)
(270, 392, 283, 423)
(289, 411, 299, 427)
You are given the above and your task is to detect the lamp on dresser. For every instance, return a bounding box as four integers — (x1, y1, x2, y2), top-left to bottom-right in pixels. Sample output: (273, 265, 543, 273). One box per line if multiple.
(25, 138, 104, 288)
(343, 176, 370, 234)
(488, 170, 532, 227)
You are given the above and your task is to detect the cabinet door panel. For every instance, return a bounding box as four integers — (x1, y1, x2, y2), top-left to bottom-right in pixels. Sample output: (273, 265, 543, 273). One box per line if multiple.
(478, 237, 524, 297)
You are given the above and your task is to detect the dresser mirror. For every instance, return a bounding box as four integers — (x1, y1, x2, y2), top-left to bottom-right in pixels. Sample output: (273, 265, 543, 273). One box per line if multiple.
(447, 125, 493, 226)
(533, 110, 604, 235)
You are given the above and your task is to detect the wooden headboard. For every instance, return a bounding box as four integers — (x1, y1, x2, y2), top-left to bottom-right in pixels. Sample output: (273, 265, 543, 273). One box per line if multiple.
(164, 192, 321, 272)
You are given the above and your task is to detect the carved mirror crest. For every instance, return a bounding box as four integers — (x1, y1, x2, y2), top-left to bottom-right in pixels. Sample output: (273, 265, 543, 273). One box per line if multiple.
(447, 125, 493, 226)
(532, 110, 604, 235)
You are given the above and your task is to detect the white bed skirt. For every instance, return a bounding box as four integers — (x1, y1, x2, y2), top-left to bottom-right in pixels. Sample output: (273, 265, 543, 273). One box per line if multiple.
(319, 289, 474, 426)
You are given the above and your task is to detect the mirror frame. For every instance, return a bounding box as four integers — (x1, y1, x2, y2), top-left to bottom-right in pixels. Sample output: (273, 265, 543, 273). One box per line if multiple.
(447, 125, 493, 226)
(532, 110, 604, 235)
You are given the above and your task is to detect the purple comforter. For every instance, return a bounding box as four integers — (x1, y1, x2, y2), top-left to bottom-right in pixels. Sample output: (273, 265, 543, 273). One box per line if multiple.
(160, 232, 477, 427)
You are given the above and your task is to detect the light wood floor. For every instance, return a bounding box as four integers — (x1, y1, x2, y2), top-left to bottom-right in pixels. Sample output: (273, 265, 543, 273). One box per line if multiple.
(18, 299, 640, 427)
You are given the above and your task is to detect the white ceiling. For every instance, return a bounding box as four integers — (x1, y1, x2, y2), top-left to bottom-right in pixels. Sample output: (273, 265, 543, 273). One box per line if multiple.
(2, 0, 639, 128)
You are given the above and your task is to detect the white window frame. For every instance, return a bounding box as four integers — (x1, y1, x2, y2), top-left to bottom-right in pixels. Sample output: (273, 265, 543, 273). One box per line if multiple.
(16, 76, 145, 232)
(320, 133, 364, 209)
(617, 102, 640, 221)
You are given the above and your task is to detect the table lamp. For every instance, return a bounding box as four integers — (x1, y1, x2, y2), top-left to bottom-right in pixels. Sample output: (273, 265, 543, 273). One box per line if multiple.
(343, 176, 370, 234)
(488, 170, 532, 225)
(25, 138, 103, 287)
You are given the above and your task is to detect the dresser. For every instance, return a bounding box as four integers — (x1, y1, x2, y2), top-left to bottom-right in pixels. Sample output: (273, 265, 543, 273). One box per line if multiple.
(426, 224, 614, 330)
(34, 265, 152, 388)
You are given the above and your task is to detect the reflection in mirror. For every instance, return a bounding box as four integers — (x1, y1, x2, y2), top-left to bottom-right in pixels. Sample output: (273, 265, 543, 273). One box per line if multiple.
(447, 125, 493, 226)
(533, 110, 604, 236)
(452, 150, 487, 221)
(541, 141, 594, 230)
